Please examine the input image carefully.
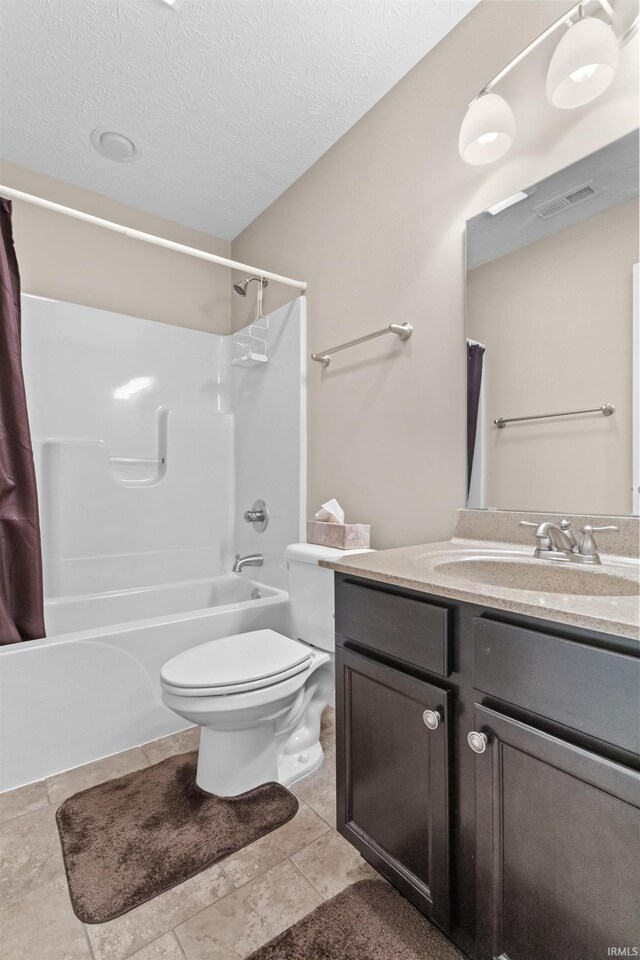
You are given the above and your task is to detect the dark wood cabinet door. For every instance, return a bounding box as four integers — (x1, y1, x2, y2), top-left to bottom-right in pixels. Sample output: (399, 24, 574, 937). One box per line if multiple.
(336, 646, 450, 930)
(473, 705, 640, 960)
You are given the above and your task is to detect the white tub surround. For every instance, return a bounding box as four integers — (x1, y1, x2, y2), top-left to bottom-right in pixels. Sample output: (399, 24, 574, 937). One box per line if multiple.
(22, 295, 234, 596)
(22, 294, 306, 596)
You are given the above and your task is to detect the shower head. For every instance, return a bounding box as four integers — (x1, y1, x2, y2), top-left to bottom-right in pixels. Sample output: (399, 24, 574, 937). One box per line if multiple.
(233, 276, 269, 297)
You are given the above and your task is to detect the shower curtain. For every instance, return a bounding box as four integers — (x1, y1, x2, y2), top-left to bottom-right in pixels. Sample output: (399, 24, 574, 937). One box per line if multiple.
(467, 340, 485, 495)
(0, 199, 45, 643)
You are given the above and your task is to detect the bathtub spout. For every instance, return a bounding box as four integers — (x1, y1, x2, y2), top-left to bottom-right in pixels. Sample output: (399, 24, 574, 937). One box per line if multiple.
(232, 554, 263, 573)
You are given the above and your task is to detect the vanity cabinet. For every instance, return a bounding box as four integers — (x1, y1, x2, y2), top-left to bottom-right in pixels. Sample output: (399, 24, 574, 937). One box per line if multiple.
(334, 572, 640, 960)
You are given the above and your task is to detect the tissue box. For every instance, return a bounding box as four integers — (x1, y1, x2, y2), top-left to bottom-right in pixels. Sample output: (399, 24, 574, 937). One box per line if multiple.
(307, 521, 370, 550)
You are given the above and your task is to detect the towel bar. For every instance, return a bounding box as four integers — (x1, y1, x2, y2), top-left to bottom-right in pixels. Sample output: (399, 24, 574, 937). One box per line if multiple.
(494, 403, 615, 428)
(311, 323, 412, 367)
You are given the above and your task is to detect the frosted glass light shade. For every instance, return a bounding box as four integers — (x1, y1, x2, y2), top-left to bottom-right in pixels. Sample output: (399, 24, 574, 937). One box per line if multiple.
(546, 18, 619, 109)
(458, 94, 516, 165)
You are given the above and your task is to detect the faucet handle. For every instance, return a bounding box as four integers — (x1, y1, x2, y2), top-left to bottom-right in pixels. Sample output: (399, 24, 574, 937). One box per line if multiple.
(519, 521, 539, 527)
(579, 525, 619, 558)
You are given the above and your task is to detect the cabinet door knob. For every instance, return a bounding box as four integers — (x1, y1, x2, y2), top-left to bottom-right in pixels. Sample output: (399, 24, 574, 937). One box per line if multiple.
(423, 709, 441, 730)
(467, 731, 488, 754)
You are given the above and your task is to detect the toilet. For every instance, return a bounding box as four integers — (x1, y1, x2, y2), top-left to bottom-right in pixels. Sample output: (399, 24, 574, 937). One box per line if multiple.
(160, 542, 371, 796)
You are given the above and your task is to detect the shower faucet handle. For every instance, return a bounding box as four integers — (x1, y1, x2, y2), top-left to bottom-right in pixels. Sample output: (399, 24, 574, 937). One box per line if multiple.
(243, 500, 269, 532)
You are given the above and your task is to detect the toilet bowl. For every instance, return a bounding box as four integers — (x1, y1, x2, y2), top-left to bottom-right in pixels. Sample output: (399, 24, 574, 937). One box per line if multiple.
(160, 542, 371, 796)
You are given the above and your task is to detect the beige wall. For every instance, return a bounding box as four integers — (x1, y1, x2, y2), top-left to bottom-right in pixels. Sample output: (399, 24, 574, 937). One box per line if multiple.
(231, 0, 639, 548)
(0, 161, 232, 334)
(468, 199, 638, 516)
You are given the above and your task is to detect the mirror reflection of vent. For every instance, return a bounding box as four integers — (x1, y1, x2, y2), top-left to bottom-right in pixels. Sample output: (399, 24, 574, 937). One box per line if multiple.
(533, 180, 601, 220)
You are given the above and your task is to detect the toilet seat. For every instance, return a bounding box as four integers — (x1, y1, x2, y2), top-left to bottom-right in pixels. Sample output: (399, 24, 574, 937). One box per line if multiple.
(160, 629, 313, 697)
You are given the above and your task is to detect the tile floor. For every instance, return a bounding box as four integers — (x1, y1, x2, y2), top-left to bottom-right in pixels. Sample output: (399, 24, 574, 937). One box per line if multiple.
(0, 708, 380, 960)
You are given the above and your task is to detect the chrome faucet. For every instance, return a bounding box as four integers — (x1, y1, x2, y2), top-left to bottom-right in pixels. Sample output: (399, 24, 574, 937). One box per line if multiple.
(232, 553, 263, 573)
(520, 519, 618, 565)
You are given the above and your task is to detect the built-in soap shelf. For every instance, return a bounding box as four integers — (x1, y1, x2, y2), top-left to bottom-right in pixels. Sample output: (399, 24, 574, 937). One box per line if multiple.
(108, 456, 166, 484)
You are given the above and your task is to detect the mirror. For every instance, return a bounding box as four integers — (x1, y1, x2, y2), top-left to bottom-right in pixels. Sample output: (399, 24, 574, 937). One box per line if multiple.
(466, 131, 639, 517)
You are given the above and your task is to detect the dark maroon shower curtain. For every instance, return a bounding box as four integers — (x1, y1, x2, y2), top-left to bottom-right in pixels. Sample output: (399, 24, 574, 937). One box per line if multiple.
(467, 341, 485, 495)
(0, 199, 45, 643)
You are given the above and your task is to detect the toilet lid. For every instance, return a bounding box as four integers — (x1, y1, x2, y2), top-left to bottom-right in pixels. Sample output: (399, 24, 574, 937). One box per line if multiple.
(160, 629, 312, 689)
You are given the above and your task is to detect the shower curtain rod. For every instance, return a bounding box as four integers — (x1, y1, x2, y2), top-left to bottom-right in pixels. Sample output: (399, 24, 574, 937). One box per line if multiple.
(0, 185, 308, 291)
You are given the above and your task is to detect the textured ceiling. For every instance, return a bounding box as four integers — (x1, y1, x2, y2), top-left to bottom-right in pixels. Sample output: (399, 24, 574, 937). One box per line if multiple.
(0, 0, 478, 240)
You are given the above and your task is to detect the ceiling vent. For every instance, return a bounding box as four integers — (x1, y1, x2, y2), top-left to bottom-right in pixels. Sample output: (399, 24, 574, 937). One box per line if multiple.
(533, 180, 601, 220)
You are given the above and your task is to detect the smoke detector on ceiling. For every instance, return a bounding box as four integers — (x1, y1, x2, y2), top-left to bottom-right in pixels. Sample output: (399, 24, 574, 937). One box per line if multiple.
(532, 180, 601, 220)
(90, 128, 138, 163)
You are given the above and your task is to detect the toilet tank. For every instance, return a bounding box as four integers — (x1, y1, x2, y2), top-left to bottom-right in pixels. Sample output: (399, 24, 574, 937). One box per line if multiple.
(284, 543, 372, 652)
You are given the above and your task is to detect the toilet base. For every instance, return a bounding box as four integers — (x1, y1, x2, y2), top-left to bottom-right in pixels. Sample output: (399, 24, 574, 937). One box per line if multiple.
(196, 723, 278, 796)
(277, 739, 324, 788)
(195, 725, 325, 796)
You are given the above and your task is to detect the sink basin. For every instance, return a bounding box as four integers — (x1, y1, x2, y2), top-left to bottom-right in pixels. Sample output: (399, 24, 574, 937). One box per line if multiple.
(432, 556, 638, 597)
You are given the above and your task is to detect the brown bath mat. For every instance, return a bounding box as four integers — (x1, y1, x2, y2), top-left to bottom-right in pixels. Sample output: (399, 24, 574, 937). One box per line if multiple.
(247, 879, 464, 960)
(56, 750, 298, 923)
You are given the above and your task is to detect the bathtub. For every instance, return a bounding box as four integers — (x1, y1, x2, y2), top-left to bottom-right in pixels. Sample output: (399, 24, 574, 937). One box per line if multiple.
(0, 576, 290, 791)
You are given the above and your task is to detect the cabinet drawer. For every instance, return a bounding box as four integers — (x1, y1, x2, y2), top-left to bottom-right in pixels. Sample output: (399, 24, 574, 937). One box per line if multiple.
(335, 579, 450, 677)
(474, 618, 640, 755)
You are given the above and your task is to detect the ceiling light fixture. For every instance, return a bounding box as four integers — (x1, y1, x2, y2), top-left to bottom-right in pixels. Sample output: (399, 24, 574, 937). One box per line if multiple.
(91, 128, 138, 163)
(458, 0, 635, 167)
(546, 16, 620, 108)
(458, 94, 516, 166)
(486, 191, 528, 215)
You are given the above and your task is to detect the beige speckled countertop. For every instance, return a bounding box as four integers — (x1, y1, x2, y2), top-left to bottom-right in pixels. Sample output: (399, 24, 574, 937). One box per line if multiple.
(320, 509, 640, 641)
